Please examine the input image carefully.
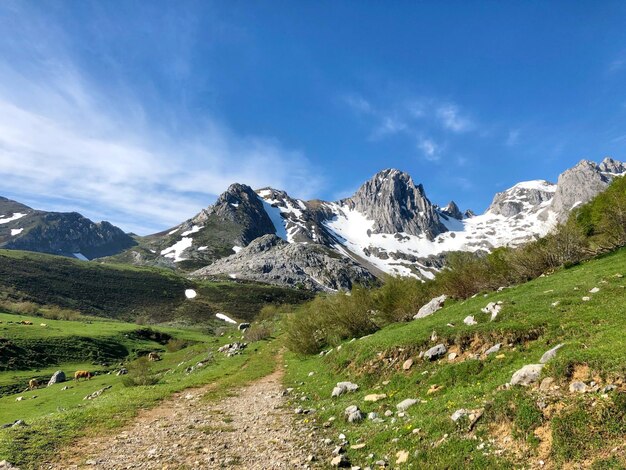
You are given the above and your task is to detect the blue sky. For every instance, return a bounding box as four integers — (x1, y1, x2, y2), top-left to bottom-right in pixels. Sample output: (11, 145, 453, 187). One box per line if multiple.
(1, 1, 626, 234)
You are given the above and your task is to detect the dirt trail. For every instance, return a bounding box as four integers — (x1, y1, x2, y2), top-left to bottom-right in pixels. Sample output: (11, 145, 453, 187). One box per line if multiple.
(44, 366, 321, 469)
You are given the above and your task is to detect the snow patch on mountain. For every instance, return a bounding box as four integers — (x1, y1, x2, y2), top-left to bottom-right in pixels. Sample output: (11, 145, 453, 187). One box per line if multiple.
(161, 237, 193, 262)
(10, 228, 23, 236)
(181, 225, 202, 236)
(0, 212, 27, 224)
(258, 197, 288, 240)
(73, 253, 89, 261)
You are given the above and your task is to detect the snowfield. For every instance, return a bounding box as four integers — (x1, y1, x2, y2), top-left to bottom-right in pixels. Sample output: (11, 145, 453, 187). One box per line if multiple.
(0, 212, 27, 224)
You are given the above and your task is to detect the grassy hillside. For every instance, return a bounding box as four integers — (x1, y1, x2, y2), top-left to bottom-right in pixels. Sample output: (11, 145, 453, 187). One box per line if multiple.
(0, 249, 312, 323)
(284, 247, 626, 469)
(0, 311, 280, 469)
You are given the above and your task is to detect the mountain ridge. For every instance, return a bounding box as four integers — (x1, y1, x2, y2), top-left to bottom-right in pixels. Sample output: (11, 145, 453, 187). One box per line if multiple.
(2, 157, 624, 291)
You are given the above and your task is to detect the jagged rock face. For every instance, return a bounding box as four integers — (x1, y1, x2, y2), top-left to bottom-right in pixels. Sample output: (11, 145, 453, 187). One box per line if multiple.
(0, 198, 136, 259)
(195, 183, 276, 246)
(441, 201, 463, 220)
(191, 234, 376, 292)
(342, 169, 446, 240)
(598, 157, 626, 174)
(487, 181, 556, 217)
(549, 160, 620, 220)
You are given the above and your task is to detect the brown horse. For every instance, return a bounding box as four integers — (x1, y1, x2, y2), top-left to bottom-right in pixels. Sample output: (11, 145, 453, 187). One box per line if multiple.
(74, 370, 92, 381)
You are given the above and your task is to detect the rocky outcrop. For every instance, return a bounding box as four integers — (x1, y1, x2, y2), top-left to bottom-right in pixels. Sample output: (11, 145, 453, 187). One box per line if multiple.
(549, 159, 626, 221)
(487, 181, 556, 217)
(190, 234, 376, 291)
(342, 169, 446, 239)
(441, 201, 464, 220)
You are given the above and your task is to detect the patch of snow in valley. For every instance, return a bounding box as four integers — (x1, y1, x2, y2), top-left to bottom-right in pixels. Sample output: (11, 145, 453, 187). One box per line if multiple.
(10, 228, 23, 236)
(0, 212, 27, 224)
(232, 246, 243, 253)
(161, 237, 193, 262)
(185, 289, 197, 299)
(73, 253, 89, 261)
(216, 312, 237, 324)
(198, 246, 208, 251)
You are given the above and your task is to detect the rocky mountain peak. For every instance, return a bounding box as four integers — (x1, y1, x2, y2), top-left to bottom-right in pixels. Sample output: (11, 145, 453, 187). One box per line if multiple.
(192, 183, 277, 246)
(549, 159, 625, 220)
(342, 168, 446, 239)
(487, 180, 556, 217)
(598, 157, 626, 174)
(441, 201, 463, 220)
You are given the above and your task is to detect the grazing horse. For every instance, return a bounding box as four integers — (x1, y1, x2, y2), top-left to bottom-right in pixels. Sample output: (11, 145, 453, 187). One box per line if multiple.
(74, 370, 92, 381)
(148, 352, 161, 361)
(28, 379, 39, 390)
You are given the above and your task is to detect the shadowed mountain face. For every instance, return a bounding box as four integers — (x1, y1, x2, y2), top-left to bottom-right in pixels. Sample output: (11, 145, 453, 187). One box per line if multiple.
(3, 157, 624, 291)
(0, 197, 136, 259)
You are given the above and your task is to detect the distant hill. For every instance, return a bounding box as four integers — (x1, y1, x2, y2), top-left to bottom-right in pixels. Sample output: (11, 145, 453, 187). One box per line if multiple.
(0, 250, 313, 323)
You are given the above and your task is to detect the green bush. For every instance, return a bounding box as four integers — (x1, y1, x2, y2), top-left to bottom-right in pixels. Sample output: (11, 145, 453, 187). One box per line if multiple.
(121, 357, 160, 387)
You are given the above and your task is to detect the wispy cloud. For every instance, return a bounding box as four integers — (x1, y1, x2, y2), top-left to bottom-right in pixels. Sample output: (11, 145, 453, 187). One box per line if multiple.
(343, 93, 478, 162)
(436, 104, 473, 133)
(0, 3, 323, 234)
(417, 137, 440, 161)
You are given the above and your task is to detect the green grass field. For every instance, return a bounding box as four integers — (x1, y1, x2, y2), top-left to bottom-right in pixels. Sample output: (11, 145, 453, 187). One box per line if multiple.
(0, 309, 281, 469)
(284, 248, 626, 468)
(0, 249, 313, 323)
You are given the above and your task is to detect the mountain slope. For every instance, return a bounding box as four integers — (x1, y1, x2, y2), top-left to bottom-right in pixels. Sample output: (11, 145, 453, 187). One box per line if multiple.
(108, 157, 626, 287)
(0, 197, 136, 259)
(285, 246, 626, 468)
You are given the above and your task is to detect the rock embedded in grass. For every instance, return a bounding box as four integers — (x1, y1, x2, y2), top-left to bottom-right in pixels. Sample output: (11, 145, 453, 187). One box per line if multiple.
(364, 393, 387, 402)
(402, 358, 414, 370)
(344, 405, 364, 423)
(539, 343, 564, 364)
(47, 370, 66, 386)
(413, 295, 447, 319)
(332, 381, 359, 397)
(510, 364, 544, 386)
(463, 315, 477, 326)
(484, 343, 501, 356)
(424, 344, 447, 361)
(396, 398, 418, 412)
(569, 381, 587, 393)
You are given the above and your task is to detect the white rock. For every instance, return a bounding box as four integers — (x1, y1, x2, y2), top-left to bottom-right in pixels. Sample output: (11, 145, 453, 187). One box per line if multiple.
(511, 364, 544, 386)
(463, 315, 477, 326)
(396, 398, 418, 411)
(539, 344, 564, 364)
(414, 295, 447, 319)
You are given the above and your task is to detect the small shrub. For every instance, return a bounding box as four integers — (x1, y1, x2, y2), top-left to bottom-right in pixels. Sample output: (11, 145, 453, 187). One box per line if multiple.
(244, 324, 272, 342)
(121, 357, 160, 387)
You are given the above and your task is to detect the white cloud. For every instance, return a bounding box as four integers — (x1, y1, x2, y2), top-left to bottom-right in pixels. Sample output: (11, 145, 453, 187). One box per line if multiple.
(0, 5, 323, 235)
(418, 137, 440, 161)
(436, 104, 473, 133)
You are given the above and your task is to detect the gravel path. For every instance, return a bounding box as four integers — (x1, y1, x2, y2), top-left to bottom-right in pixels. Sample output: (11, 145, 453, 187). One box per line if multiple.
(44, 367, 322, 469)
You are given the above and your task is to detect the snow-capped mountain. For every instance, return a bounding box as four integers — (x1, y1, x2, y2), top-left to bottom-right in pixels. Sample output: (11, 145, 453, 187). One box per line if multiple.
(0, 197, 136, 259)
(124, 157, 624, 290)
(5, 157, 622, 291)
